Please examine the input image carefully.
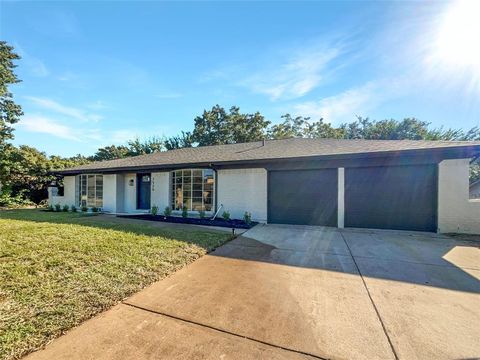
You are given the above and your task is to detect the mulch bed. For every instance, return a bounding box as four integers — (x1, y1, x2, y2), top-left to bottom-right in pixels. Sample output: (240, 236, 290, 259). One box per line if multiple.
(117, 214, 257, 229)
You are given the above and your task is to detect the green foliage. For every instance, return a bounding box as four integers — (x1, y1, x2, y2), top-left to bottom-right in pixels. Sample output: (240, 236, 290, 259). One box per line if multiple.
(62, 204, 69, 212)
(91, 145, 130, 161)
(91, 206, 99, 213)
(222, 210, 231, 221)
(47, 204, 54, 211)
(192, 105, 270, 146)
(198, 209, 206, 219)
(164, 206, 172, 217)
(54, 204, 61, 212)
(0, 41, 23, 146)
(70, 205, 77, 212)
(151, 205, 158, 216)
(181, 206, 188, 218)
(0, 188, 33, 208)
(268, 114, 343, 139)
(165, 131, 194, 150)
(243, 211, 252, 225)
(81, 206, 88, 212)
(126, 137, 165, 156)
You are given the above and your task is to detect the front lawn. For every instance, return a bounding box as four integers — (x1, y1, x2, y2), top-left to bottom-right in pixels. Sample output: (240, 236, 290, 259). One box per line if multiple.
(0, 209, 233, 360)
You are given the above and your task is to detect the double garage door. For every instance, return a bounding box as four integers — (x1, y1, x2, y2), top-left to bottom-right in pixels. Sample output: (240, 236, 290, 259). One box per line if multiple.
(268, 165, 437, 232)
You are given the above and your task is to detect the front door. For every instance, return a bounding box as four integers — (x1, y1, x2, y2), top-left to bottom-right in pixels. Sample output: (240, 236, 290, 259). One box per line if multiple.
(137, 173, 151, 210)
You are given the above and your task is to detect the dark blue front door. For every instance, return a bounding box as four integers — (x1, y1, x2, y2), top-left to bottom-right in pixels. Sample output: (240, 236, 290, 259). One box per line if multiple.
(137, 173, 151, 210)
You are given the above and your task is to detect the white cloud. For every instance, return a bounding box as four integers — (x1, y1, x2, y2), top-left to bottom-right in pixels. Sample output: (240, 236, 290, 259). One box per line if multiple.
(19, 114, 104, 142)
(242, 46, 342, 101)
(25, 96, 103, 123)
(293, 82, 379, 123)
(14, 44, 49, 77)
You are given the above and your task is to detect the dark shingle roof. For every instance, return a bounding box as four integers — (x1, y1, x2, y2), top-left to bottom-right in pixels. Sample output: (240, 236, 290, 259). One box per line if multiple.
(57, 138, 480, 174)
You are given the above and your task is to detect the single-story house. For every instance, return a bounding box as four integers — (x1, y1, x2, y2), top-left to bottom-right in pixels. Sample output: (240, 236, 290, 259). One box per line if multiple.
(50, 138, 480, 234)
(470, 179, 480, 199)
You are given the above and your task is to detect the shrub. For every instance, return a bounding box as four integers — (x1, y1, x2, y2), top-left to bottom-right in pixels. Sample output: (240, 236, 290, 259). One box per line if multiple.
(0, 190, 34, 208)
(91, 207, 99, 213)
(164, 206, 172, 217)
(71, 205, 77, 212)
(81, 206, 88, 212)
(198, 209, 206, 219)
(222, 210, 231, 221)
(151, 205, 159, 216)
(182, 206, 188, 218)
(243, 211, 252, 225)
(54, 204, 61, 212)
(62, 204, 69, 212)
(47, 204, 54, 211)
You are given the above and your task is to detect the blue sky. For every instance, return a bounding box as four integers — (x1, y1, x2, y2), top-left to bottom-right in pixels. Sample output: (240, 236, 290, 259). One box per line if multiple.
(2, 1, 480, 157)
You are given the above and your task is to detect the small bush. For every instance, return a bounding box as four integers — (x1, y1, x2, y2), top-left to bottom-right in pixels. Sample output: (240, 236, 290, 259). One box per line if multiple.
(0, 190, 34, 208)
(47, 204, 54, 211)
(222, 210, 231, 221)
(198, 210, 206, 219)
(151, 205, 158, 216)
(81, 206, 88, 212)
(54, 204, 61, 212)
(71, 205, 77, 212)
(243, 211, 252, 225)
(164, 206, 172, 217)
(91, 207, 99, 213)
(62, 204, 69, 212)
(182, 206, 188, 218)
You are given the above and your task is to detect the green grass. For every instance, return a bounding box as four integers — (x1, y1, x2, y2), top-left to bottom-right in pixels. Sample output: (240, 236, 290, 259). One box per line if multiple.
(0, 209, 233, 360)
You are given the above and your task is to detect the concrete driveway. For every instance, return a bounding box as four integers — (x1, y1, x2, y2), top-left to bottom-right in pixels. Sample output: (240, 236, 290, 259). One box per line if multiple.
(27, 225, 480, 360)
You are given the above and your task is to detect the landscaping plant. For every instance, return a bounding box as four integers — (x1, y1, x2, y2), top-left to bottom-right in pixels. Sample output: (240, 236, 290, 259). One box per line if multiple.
(243, 211, 252, 225)
(91, 207, 99, 213)
(71, 205, 77, 212)
(182, 206, 188, 218)
(47, 204, 54, 211)
(222, 210, 231, 221)
(198, 209, 206, 219)
(164, 206, 172, 217)
(151, 205, 158, 216)
(54, 204, 61, 212)
(81, 206, 88, 212)
(62, 204, 69, 212)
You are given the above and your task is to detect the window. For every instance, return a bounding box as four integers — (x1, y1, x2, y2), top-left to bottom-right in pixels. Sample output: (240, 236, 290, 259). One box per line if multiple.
(78, 174, 103, 208)
(171, 169, 214, 211)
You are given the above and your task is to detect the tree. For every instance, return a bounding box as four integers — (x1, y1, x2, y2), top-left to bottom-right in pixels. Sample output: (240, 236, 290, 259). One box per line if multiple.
(268, 114, 344, 139)
(0, 41, 23, 147)
(126, 137, 165, 156)
(91, 145, 130, 161)
(164, 131, 194, 150)
(192, 105, 270, 146)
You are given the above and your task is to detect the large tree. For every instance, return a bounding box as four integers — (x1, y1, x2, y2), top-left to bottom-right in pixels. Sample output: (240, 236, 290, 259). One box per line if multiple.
(91, 145, 130, 161)
(192, 105, 270, 146)
(164, 131, 194, 150)
(0, 41, 23, 147)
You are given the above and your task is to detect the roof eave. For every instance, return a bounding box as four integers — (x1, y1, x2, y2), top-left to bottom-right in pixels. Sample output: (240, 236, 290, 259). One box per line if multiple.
(52, 145, 480, 176)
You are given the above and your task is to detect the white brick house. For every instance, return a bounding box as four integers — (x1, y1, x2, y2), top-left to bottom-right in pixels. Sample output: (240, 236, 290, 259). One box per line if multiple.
(50, 138, 480, 234)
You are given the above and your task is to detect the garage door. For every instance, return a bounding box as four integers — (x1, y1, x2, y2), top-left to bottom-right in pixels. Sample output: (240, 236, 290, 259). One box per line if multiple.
(345, 165, 437, 232)
(268, 169, 338, 226)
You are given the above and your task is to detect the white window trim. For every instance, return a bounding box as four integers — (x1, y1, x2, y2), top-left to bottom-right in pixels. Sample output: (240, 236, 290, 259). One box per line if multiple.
(78, 174, 104, 208)
(170, 168, 215, 213)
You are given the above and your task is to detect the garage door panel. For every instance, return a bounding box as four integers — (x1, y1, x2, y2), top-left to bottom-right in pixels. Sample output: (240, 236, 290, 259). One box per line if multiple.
(345, 165, 437, 232)
(268, 169, 338, 226)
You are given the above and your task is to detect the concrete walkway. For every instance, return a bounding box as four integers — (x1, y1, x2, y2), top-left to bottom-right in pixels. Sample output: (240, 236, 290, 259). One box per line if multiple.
(26, 225, 480, 360)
